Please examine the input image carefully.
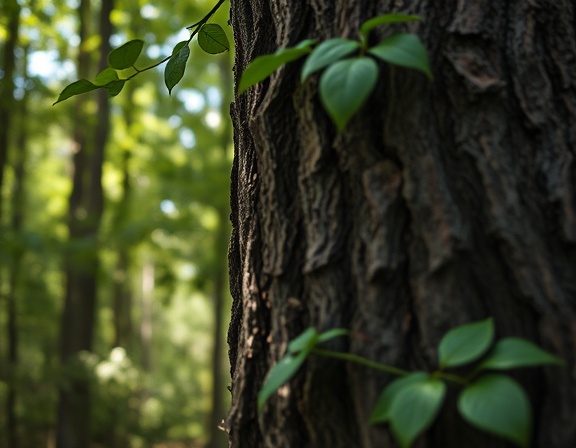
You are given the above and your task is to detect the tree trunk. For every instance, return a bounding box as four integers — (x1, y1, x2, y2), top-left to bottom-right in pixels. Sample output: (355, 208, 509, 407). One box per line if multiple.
(0, 0, 20, 223)
(226, 1, 576, 447)
(56, 0, 112, 446)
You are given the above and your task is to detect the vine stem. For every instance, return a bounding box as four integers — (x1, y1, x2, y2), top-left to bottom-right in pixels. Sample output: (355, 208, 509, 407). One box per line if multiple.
(125, 0, 227, 81)
(311, 348, 409, 377)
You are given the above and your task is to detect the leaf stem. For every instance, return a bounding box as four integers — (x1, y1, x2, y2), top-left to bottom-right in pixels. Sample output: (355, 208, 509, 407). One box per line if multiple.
(436, 371, 468, 385)
(311, 348, 409, 377)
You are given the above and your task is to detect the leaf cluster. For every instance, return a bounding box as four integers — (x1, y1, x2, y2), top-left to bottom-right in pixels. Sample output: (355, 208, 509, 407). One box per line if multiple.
(239, 13, 433, 130)
(259, 318, 562, 448)
(54, 1, 229, 105)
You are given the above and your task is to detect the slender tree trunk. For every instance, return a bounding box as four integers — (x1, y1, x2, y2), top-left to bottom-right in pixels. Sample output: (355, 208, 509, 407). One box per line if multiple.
(226, 1, 576, 447)
(56, 0, 112, 445)
(206, 55, 234, 448)
(5, 46, 30, 448)
(1, 4, 22, 446)
(0, 0, 20, 223)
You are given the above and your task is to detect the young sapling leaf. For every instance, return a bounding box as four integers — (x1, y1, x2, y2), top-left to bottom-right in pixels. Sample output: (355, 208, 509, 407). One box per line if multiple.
(317, 328, 350, 344)
(369, 33, 433, 80)
(238, 39, 316, 94)
(370, 372, 428, 424)
(257, 350, 308, 411)
(301, 38, 360, 82)
(438, 318, 494, 368)
(478, 338, 563, 371)
(458, 374, 531, 448)
(319, 56, 378, 131)
(287, 328, 319, 354)
(389, 377, 446, 448)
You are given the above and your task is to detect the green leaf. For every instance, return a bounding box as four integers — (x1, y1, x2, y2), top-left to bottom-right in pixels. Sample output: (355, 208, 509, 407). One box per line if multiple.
(319, 56, 378, 131)
(104, 80, 126, 98)
(458, 374, 531, 448)
(438, 318, 494, 368)
(94, 67, 119, 86)
(165, 42, 190, 95)
(288, 328, 318, 354)
(360, 14, 421, 37)
(108, 39, 144, 70)
(301, 38, 360, 82)
(258, 350, 308, 411)
(479, 338, 563, 371)
(389, 377, 446, 448)
(369, 33, 432, 80)
(53, 79, 100, 105)
(238, 39, 316, 94)
(198, 23, 230, 54)
(370, 372, 429, 424)
(317, 328, 350, 344)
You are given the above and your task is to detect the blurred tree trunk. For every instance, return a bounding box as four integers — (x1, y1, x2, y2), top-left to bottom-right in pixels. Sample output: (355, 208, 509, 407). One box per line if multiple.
(0, 2, 21, 447)
(5, 48, 28, 448)
(206, 56, 233, 448)
(56, 0, 113, 446)
(112, 87, 135, 352)
(226, 1, 576, 447)
(0, 0, 20, 223)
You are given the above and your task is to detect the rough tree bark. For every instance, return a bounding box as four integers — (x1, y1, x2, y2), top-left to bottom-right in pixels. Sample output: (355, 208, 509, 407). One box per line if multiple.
(226, 1, 576, 447)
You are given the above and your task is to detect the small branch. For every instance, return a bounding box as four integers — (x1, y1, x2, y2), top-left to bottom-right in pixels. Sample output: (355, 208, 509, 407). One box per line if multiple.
(312, 348, 409, 377)
(124, 0, 226, 81)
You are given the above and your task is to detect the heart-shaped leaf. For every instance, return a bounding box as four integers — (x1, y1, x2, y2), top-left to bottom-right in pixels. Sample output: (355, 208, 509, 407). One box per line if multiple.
(238, 39, 315, 94)
(370, 372, 429, 424)
(198, 23, 230, 54)
(458, 374, 531, 448)
(319, 56, 378, 131)
(389, 377, 446, 448)
(478, 338, 563, 371)
(438, 318, 494, 368)
(369, 33, 432, 80)
(301, 38, 360, 82)
(108, 39, 144, 70)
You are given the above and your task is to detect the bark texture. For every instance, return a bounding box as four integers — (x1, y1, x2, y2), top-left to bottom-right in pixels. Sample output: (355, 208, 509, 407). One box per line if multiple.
(227, 1, 576, 447)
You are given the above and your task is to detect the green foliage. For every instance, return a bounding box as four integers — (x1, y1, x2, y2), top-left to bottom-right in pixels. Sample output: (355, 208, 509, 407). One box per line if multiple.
(368, 33, 433, 80)
(389, 377, 446, 448)
(259, 319, 562, 447)
(438, 318, 494, 368)
(458, 374, 531, 448)
(108, 39, 144, 69)
(165, 42, 191, 94)
(258, 327, 347, 410)
(237, 39, 316, 94)
(54, 1, 229, 104)
(239, 13, 432, 130)
(198, 23, 230, 54)
(319, 57, 378, 131)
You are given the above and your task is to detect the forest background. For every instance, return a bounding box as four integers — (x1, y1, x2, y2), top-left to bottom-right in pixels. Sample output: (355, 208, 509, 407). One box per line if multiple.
(0, 0, 232, 447)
